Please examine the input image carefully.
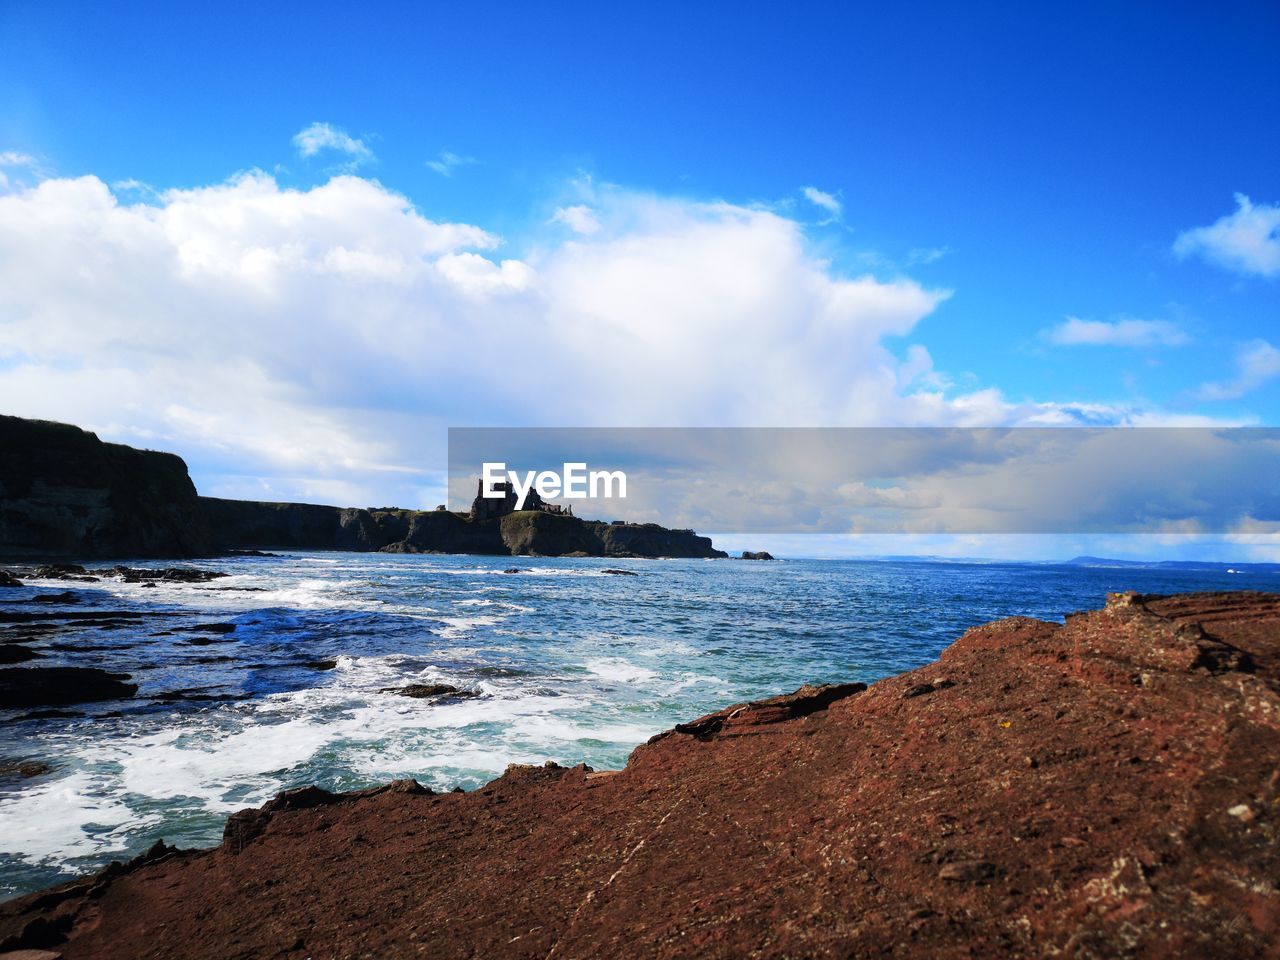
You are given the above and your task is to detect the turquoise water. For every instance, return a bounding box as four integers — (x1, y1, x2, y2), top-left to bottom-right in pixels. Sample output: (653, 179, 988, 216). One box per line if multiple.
(1, 552, 1274, 898)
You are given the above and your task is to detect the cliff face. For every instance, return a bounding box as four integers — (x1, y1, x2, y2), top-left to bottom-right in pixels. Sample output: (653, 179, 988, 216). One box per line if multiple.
(1, 415, 725, 559)
(4, 591, 1277, 959)
(199, 500, 724, 558)
(500, 511, 725, 558)
(0, 415, 212, 559)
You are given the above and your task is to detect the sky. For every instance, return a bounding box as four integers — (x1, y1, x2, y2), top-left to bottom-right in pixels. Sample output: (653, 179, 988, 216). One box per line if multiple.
(0, 2, 1277, 558)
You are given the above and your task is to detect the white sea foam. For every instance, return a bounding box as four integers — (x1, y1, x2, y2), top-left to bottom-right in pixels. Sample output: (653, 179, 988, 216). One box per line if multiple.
(0, 772, 162, 863)
(585, 658, 658, 684)
(435, 615, 503, 639)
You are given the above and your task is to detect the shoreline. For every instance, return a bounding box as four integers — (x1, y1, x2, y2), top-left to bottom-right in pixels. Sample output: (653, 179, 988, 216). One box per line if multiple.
(3, 589, 1277, 957)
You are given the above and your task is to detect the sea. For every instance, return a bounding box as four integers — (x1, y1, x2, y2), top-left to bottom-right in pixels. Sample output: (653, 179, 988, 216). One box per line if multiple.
(1, 552, 1274, 899)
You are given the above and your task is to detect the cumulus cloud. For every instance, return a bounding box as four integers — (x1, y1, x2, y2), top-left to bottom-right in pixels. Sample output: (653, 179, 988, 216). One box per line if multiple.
(425, 151, 475, 177)
(801, 186, 842, 222)
(1174, 194, 1280, 278)
(1042, 316, 1189, 348)
(1196, 339, 1280, 401)
(292, 122, 373, 164)
(0, 168, 1167, 506)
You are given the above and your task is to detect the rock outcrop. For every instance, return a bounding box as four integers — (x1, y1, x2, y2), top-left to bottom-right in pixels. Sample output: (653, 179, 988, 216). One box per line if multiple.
(1, 415, 726, 559)
(198, 497, 724, 558)
(0, 415, 212, 559)
(0, 666, 137, 708)
(3, 591, 1278, 958)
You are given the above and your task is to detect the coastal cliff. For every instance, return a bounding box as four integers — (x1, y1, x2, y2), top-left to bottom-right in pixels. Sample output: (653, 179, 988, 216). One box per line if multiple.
(3, 590, 1277, 958)
(1, 416, 724, 559)
(0, 415, 212, 559)
(198, 498, 724, 558)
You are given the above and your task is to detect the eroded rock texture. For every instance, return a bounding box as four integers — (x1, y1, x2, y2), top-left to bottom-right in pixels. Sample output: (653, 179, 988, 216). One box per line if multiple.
(2, 591, 1278, 958)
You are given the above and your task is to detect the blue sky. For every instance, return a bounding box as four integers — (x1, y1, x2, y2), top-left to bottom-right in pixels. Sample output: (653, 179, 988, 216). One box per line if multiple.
(0, 2, 1277, 557)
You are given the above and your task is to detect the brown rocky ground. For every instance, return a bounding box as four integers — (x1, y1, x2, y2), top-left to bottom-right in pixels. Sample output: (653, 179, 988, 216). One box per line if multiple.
(2, 591, 1278, 959)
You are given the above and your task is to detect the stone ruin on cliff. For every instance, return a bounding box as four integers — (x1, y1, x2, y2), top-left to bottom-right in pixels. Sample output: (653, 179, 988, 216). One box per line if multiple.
(468, 478, 574, 521)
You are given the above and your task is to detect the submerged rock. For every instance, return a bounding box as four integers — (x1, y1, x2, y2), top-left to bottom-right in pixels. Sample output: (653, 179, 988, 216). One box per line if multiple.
(0, 666, 138, 709)
(379, 683, 479, 700)
(0, 758, 52, 780)
(109, 566, 227, 583)
(31, 563, 98, 581)
(0, 570, 22, 588)
(31, 591, 79, 604)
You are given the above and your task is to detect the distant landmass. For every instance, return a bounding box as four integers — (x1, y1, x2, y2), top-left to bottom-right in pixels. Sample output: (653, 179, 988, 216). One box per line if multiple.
(1063, 555, 1280, 572)
(855, 554, 1280, 573)
(0, 415, 725, 560)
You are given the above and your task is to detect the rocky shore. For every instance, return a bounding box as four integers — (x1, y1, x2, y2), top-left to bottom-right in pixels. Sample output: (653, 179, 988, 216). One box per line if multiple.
(1, 416, 724, 560)
(2, 590, 1276, 958)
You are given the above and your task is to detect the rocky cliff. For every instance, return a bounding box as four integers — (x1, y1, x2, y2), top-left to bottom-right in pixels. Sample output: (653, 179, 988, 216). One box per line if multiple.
(0, 415, 212, 559)
(1, 416, 725, 559)
(3, 590, 1277, 958)
(199, 499, 724, 558)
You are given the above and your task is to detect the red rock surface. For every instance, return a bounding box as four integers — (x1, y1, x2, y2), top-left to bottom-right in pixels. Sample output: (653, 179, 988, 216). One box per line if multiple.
(2, 591, 1279, 959)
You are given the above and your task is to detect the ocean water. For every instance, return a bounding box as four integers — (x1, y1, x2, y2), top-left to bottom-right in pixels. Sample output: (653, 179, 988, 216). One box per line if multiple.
(0, 552, 1274, 898)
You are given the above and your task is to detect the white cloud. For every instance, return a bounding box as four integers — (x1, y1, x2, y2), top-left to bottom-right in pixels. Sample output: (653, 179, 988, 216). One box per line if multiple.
(550, 204, 602, 235)
(0, 168, 1199, 507)
(801, 186, 842, 222)
(0, 151, 43, 192)
(291, 122, 373, 164)
(0, 151, 36, 168)
(907, 246, 951, 266)
(425, 151, 475, 177)
(1043, 316, 1189, 347)
(1196, 339, 1280, 401)
(1174, 194, 1280, 278)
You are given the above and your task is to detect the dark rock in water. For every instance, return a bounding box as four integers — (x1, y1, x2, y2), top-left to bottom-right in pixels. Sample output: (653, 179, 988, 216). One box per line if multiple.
(0, 758, 51, 779)
(140, 581, 157, 588)
(0, 570, 22, 588)
(379, 683, 479, 700)
(32, 563, 98, 581)
(151, 689, 251, 704)
(739, 550, 775, 560)
(33, 563, 86, 577)
(224, 549, 281, 557)
(601, 568, 639, 576)
(188, 623, 236, 634)
(303, 659, 338, 671)
(0, 666, 137, 708)
(31, 591, 79, 604)
(15, 708, 83, 720)
(110, 566, 227, 583)
(502, 568, 523, 574)
(0, 646, 39, 664)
